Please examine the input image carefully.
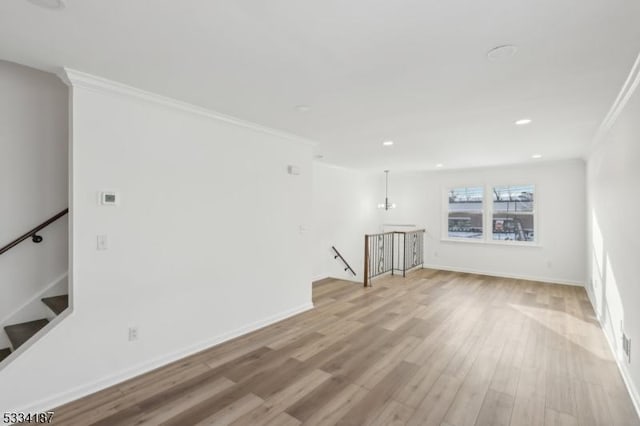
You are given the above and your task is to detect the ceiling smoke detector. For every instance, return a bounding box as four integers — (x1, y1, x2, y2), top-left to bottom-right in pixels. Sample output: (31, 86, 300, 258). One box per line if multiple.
(487, 45, 518, 61)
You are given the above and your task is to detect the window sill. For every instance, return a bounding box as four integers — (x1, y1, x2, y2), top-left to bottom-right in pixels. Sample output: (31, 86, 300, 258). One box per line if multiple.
(440, 238, 541, 248)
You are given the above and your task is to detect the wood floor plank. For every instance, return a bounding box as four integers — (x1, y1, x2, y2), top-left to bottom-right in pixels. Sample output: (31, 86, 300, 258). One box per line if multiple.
(337, 361, 418, 425)
(285, 375, 350, 422)
(573, 378, 614, 426)
(50, 269, 639, 426)
(442, 351, 502, 426)
(120, 376, 235, 426)
(192, 393, 264, 425)
(545, 408, 578, 426)
(267, 368, 331, 405)
(301, 384, 369, 425)
(510, 395, 545, 426)
(475, 389, 514, 426)
(291, 320, 365, 361)
(354, 335, 421, 390)
(368, 400, 415, 426)
(159, 386, 258, 426)
(262, 412, 302, 426)
(602, 382, 640, 426)
(395, 343, 453, 408)
(545, 374, 577, 417)
(406, 373, 463, 426)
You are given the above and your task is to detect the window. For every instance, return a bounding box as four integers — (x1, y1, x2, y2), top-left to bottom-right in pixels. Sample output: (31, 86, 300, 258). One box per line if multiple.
(444, 184, 537, 244)
(447, 187, 483, 239)
(492, 185, 535, 242)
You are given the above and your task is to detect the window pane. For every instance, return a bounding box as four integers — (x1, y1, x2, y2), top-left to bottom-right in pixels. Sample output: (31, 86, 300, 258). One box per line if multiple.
(448, 187, 483, 239)
(492, 185, 534, 241)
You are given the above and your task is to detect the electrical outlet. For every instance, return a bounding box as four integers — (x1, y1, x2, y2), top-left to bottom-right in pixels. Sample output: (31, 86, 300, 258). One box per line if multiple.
(128, 327, 138, 342)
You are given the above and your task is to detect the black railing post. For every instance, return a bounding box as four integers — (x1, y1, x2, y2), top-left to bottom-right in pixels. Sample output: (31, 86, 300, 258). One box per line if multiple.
(364, 235, 369, 287)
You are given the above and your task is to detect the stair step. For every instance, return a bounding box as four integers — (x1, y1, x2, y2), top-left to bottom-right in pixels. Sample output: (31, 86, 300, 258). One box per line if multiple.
(0, 348, 11, 362)
(42, 294, 69, 315)
(4, 319, 49, 350)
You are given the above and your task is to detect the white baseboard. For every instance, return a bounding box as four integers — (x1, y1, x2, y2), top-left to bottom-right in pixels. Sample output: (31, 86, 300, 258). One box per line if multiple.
(16, 301, 314, 413)
(584, 285, 640, 420)
(422, 264, 584, 287)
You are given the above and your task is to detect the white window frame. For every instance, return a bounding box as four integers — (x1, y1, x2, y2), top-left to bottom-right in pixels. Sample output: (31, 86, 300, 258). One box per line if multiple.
(442, 184, 539, 246)
(442, 185, 486, 243)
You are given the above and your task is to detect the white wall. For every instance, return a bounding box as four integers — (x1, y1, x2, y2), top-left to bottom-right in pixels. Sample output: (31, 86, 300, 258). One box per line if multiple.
(0, 70, 313, 412)
(379, 160, 586, 285)
(311, 164, 378, 282)
(0, 61, 68, 349)
(586, 65, 640, 411)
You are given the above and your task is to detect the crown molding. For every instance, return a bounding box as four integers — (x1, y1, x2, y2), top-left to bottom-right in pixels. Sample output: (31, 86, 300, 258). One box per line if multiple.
(592, 52, 640, 150)
(57, 68, 317, 148)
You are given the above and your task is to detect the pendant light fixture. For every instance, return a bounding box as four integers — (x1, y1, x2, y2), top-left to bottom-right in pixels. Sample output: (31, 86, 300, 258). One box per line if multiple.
(377, 170, 396, 210)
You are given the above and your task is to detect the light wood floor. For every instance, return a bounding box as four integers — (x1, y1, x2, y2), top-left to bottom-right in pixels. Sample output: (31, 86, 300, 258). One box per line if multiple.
(53, 269, 639, 425)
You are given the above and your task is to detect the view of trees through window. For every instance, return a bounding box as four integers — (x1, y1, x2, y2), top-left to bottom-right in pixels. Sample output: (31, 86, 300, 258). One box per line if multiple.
(448, 186, 483, 239)
(492, 185, 535, 241)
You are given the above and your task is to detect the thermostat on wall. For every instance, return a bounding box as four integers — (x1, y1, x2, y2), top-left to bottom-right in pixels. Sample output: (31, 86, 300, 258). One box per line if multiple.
(100, 191, 118, 205)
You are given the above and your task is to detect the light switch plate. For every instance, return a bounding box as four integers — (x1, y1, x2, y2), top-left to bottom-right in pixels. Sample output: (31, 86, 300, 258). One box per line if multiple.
(97, 234, 108, 250)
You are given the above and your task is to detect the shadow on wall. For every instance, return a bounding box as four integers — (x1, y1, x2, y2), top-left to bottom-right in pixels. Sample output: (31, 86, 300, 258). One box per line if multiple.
(590, 210, 625, 362)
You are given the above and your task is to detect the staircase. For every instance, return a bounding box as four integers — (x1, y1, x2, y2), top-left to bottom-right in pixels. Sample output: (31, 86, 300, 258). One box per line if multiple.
(0, 209, 69, 364)
(0, 295, 68, 362)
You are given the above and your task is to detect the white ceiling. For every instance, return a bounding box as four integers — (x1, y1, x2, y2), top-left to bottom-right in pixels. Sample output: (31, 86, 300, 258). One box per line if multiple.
(1, 0, 639, 171)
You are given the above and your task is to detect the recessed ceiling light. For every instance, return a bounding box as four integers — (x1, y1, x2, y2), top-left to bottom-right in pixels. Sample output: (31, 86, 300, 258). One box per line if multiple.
(295, 105, 311, 112)
(487, 45, 518, 62)
(515, 118, 532, 126)
(435, 163, 444, 168)
(27, 0, 65, 9)
(531, 154, 542, 159)
(382, 140, 394, 146)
